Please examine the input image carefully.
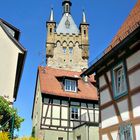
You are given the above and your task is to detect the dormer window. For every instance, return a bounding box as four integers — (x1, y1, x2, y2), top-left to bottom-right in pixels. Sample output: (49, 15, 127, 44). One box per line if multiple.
(65, 79, 77, 92)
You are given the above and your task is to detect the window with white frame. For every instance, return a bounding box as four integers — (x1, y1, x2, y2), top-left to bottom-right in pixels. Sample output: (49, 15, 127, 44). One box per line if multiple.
(112, 62, 127, 98)
(65, 79, 77, 92)
(119, 124, 133, 140)
(71, 107, 78, 119)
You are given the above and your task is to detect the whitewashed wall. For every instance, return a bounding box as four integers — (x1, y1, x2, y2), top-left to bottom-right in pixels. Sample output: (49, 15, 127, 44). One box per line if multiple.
(126, 50, 140, 70)
(132, 93, 140, 118)
(101, 105, 118, 128)
(0, 26, 23, 103)
(117, 99, 129, 121)
(100, 88, 111, 105)
(135, 124, 140, 140)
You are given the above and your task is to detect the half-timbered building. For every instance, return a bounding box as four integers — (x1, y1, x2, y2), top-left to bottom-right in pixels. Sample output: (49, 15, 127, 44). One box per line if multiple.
(81, 1, 140, 140)
(32, 67, 99, 140)
(32, 0, 99, 140)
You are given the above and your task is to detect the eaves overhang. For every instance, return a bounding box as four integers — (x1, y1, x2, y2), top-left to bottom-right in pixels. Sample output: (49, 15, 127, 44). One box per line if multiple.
(81, 25, 140, 77)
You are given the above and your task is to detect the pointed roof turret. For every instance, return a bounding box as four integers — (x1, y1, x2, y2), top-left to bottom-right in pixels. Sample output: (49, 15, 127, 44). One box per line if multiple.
(49, 8, 54, 22)
(56, 0, 79, 35)
(82, 10, 87, 23)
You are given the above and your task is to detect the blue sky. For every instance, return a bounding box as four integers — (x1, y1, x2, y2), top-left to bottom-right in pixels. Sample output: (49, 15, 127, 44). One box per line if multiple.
(0, 0, 137, 137)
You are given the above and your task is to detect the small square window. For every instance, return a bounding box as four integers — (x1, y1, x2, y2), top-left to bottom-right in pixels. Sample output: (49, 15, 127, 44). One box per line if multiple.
(65, 79, 77, 92)
(112, 62, 127, 99)
(119, 124, 133, 140)
(77, 136, 81, 140)
(71, 107, 79, 119)
(58, 137, 63, 140)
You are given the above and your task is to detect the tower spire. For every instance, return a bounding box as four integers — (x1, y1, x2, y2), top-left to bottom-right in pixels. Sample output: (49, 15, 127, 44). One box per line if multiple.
(62, 0, 72, 14)
(82, 9, 87, 23)
(49, 8, 54, 22)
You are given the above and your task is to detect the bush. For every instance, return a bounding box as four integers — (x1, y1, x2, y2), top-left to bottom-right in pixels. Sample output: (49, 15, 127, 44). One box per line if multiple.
(15, 137, 40, 140)
(0, 132, 9, 140)
(0, 96, 24, 131)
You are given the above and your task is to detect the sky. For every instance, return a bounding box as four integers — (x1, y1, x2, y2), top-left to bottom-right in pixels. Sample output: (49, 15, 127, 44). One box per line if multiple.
(0, 0, 137, 137)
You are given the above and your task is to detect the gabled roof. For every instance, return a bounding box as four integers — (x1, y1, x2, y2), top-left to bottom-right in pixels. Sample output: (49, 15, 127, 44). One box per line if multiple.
(0, 18, 20, 40)
(38, 66, 98, 101)
(56, 13, 79, 35)
(106, 0, 140, 53)
(0, 18, 26, 53)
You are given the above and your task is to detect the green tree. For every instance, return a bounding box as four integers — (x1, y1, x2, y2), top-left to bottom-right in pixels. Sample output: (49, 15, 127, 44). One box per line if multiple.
(0, 96, 24, 131)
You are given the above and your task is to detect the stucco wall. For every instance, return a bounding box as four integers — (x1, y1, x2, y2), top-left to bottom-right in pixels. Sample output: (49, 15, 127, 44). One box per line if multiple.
(0, 26, 22, 103)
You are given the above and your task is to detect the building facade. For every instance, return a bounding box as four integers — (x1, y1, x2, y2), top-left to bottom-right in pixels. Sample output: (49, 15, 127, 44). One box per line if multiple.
(32, 0, 99, 140)
(0, 19, 26, 104)
(81, 1, 140, 140)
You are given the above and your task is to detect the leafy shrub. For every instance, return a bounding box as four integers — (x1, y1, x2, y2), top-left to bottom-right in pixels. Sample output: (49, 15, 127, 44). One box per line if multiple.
(0, 132, 9, 140)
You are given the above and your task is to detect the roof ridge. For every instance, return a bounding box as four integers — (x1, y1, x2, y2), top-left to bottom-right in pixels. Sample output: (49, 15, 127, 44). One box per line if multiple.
(39, 66, 82, 73)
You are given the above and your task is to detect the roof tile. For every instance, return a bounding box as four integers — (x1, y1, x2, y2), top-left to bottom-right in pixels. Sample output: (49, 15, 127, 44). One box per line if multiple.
(106, 0, 140, 53)
(38, 66, 98, 101)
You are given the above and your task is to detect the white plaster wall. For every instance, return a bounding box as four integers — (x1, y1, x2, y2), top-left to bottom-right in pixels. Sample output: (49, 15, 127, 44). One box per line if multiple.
(99, 75, 106, 88)
(45, 119, 51, 125)
(126, 50, 140, 70)
(95, 110, 99, 122)
(100, 88, 111, 105)
(0, 26, 22, 102)
(101, 105, 118, 128)
(117, 99, 129, 121)
(52, 119, 59, 126)
(111, 131, 119, 140)
(61, 120, 68, 127)
(47, 106, 51, 117)
(129, 69, 140, 90)
(62, 107, 68, 119)
(132, 93, 140, 118)
(52, 106, 60, 118)
(102, 134, 109, 140)
(135, 124, 140, 140)
(44, 129, 72, 140)
(43, 105, 47, 117)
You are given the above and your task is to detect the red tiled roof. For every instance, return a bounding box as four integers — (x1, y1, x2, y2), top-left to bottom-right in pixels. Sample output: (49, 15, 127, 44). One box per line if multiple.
(38, 66, 98, 101)
(105, 0, 140, 53)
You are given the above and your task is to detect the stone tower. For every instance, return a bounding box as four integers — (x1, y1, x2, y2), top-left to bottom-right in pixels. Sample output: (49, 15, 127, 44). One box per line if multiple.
(46, 0, 89, 72)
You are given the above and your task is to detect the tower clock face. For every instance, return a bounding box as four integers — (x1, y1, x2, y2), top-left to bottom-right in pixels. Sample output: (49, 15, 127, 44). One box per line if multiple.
(65, 19, 70, 28)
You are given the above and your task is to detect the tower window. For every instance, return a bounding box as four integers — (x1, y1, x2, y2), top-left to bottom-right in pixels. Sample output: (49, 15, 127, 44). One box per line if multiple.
(69, 47, 73, 54)
(50, 28, 52, 33)
(71, 107, 78, 119)
(112, 62, 127, 99)
(65, 79, 77, 92)
(84, 30, 86, 35)
(66, 4, 69, 13)
(63, 47, 66, 54)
